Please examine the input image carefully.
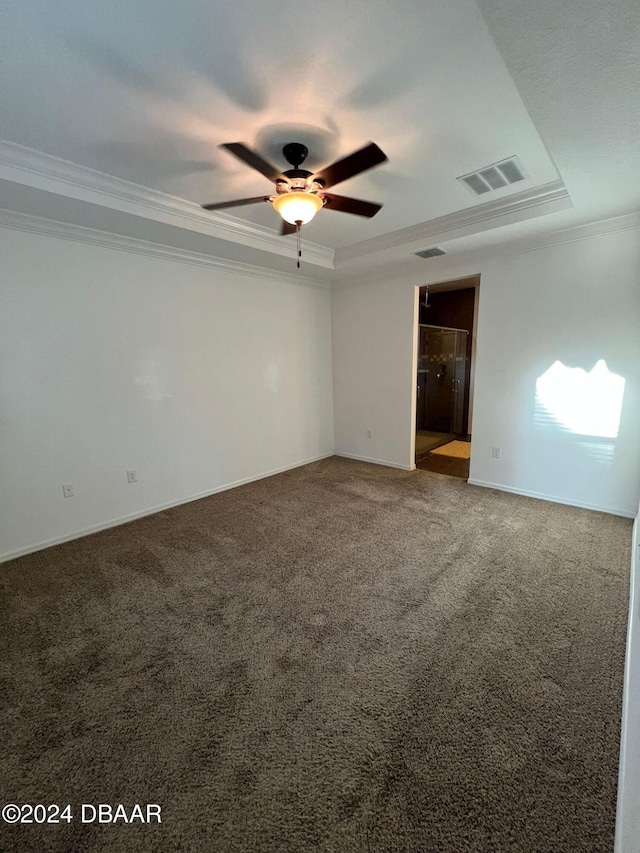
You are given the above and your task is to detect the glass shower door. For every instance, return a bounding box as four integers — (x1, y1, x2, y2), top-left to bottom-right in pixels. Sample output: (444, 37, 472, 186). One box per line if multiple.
(451, 331, 467, 435)
(417, 325, 468, 437)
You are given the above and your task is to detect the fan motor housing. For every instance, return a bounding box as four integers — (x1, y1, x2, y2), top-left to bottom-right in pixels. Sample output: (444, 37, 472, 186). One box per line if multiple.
(277, 169, 326, 195)
(282, 169, 312, 180)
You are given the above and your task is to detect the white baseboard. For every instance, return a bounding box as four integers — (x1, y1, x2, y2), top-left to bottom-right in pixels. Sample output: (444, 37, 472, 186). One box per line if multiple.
(467, 478, 636, 518)
(615, 511, 640, 853)
(0, 452, 335, 564)
(335, 452, 414, 471)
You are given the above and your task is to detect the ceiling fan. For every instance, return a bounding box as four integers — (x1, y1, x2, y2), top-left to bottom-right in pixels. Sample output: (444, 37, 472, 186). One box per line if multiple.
(200, 141, 388, 240)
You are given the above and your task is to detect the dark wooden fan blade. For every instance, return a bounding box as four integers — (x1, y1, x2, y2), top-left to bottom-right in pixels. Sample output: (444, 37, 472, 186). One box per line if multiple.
(280, 220, 297, 236)
(220, 142, 284, 182)
(201, 196, 270, 211)
(315, 142, 387, 189)
(322, 193, 383, 217)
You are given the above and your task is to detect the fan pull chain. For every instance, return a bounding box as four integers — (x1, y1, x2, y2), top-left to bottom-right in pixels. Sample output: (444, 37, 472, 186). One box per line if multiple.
(296, 220, 302, 268)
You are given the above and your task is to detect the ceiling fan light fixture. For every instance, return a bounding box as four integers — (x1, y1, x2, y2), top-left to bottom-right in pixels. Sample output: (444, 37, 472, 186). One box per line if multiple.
(273, 191, 323, 225)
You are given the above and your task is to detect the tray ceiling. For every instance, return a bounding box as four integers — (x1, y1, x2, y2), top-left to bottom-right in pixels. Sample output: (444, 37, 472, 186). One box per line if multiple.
(1, 0, 638, 276)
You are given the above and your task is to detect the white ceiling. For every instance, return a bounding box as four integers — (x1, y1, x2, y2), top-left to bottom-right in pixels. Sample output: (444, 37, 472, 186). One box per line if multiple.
(1, 0, 638, 277)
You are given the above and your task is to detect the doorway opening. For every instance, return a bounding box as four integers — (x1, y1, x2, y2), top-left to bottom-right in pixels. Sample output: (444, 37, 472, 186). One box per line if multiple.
(414, 276, 479, 479)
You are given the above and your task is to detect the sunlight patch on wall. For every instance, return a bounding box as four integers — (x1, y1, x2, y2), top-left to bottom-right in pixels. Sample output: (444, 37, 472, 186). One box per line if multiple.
(534, 359, 625, 439)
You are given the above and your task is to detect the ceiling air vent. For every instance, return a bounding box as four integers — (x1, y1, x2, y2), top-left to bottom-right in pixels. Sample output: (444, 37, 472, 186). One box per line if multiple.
(457, 156, 526, 196)
(415, 247, 446, 259)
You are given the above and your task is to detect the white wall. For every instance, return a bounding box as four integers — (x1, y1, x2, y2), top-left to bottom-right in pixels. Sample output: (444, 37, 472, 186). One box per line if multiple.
(332, 277, 417, 469)
(332, 223, 640, 515)
(0, 224, 334, 560)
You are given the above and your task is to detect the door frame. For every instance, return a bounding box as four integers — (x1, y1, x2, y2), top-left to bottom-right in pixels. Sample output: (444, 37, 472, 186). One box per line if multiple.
(411, 274, 480, 466)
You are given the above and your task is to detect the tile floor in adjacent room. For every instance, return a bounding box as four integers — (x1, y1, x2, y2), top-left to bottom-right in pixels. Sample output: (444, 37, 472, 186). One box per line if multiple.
(416, 439, 470, 480)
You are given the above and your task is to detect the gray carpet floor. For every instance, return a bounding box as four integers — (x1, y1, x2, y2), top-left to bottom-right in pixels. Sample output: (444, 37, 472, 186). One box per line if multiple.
(0, 457, 631, 852)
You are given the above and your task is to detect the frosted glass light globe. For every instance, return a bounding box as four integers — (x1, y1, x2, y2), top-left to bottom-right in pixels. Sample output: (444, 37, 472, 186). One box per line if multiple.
(273, 191, 323, 225)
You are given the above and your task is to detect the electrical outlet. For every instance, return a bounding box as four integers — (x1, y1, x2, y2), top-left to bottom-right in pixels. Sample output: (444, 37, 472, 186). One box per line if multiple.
(366, 429, 373, 439)
(127, 469, 137, 483)
(62, 483, 74, 498)
(491, 446, 502, 459)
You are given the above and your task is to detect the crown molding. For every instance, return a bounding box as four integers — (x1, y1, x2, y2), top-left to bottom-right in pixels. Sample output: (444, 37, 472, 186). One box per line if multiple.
(334, 179, 572, 266)
(497, 210, 640, 257)
(0, 208, 331, 290)
(0, 139, 335, 270)
(332, 210, 640, 290)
